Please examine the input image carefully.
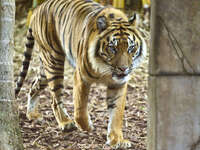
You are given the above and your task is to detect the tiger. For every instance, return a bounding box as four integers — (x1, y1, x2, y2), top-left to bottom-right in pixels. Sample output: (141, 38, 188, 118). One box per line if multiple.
(15, 0, 147, 148)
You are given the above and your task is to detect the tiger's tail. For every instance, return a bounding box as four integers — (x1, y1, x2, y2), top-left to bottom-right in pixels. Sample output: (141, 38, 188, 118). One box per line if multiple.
(15, 28, 35, 98)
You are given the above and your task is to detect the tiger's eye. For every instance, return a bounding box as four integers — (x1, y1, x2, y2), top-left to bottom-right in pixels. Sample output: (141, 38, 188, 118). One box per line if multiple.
(109, 46, 116, 54)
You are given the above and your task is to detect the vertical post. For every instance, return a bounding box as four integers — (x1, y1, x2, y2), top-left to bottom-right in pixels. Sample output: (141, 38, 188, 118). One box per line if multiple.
(0, 0, 24, 149)
(148, 0, 200, 150)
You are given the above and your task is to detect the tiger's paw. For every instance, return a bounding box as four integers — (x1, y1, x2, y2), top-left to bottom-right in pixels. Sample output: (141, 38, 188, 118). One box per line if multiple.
(26, 111, 43, 121)
(106, 134, 131, 149)
(74, 116, 94, 132)
(59, 120, 77, 132)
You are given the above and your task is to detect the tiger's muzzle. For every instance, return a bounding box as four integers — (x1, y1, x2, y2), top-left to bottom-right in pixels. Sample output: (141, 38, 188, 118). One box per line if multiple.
(112, 66, 131, 80)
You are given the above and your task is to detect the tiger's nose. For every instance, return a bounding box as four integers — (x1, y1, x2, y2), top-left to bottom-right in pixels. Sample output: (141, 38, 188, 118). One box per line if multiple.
(118, 66, 128, 72)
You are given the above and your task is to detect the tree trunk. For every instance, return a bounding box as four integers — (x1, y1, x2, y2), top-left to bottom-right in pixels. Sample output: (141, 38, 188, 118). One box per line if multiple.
(0, 0, 24, 149)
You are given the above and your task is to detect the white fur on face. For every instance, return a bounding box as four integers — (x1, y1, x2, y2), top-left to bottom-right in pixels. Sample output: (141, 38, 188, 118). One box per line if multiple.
(131, 37, 147, 69)
(112, 74, 130, 84)
(127, 36, 135, 48)
(88, 39, 111, 75)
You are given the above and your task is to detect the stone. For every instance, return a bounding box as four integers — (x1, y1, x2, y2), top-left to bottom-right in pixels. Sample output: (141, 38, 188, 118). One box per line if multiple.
(148, 76, 200, 150)
(149, 0, 200, 75)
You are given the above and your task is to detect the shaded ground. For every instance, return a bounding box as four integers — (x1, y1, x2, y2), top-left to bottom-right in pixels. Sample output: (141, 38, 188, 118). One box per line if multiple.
(14, 15, 149, 150)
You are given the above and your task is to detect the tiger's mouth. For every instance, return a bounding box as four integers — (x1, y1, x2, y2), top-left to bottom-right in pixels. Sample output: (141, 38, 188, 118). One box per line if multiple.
(111, 72, 130, 84)
(112, 72, 129, 79)
(111, 67, 132, 83)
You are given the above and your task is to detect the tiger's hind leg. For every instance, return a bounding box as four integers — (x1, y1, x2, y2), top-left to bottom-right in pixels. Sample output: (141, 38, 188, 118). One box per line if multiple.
(41, 49, 76, 132)
(26, 60, 47, 121)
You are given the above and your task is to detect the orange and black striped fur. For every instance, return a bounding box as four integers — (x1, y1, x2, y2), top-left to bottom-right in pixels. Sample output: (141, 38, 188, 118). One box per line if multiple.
(15, 0, 146, 148)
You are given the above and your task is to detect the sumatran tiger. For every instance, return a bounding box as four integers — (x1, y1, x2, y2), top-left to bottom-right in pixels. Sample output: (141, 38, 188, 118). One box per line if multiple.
(15, 0, 147, 148)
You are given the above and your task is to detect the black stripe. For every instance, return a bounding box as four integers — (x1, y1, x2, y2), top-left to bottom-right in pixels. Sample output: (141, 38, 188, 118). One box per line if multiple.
(61, 1, 75, 52)
(134, 44, 142, 59)
(24, 52, 31, 59)
(45, 66, 63, 74)
(40, 46, 64, 66)
(51, 84, 64, 92)
(27, 36, 34, 41)
(111, 21, 128, 24)
(119, 26, 126, 30)
(107, 103, 116, 109)
(107, 96, 121, 102)
(49, 53, 64, 65)
(20, 72, 26, 78)
(17, 82, 23, 88)
(127, 28, 142, 41)
(40, 84, 47, 89)
(41, 50, 53, 66)
(124, 32, 130, 36)
(50, 43, 66, 57)
(77, 4, 91, 15)
(49, 13, 66, 57)
(64, 1, 88, 32)
(25, 43, 34, 49)
(93, 6, 104, 17)
(102, 42, 105, 51)
(40, 45, 63, 66)
(44, 2, 65, 57)
(113, 32, 121, 36)
(22, 62, 30, 70)
(95, 40, 112, 66)
(85, 44, 100, 79)
(15, 89, 20, 93)
(60, 4, 70, 27)
(28, 28, 32, 33)
(47, 75, 63, 82)
(54, 0, 66, 15)
(83, 62, 99, 79)
(95, 40, 101, 56)
(99, 29, 117, 40)
(77, 40, 81, 56)
(107, 96, 121, 109)
(123, 24, 131, 27)
(15, 89, 20, 97)
(48, 65, 64, 72)
(63, 0, 83, 27)
(116, 18, 122, 21)
(92, 3, 101, 7)
(58, 0, 72, 19)
(69, 32, 74, 60)
(85, 0, 93, 2)
(40, 74, 46, 78)
(47, 33, 64, 57)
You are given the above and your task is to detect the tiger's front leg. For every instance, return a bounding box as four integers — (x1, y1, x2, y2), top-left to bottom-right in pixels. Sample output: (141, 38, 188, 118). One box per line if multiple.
(106, 83, 131, 148)
(73, 70, 93, 131)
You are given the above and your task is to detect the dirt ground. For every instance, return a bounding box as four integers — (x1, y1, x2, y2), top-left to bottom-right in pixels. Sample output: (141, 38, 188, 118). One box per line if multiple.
(14, 13, 149, 150)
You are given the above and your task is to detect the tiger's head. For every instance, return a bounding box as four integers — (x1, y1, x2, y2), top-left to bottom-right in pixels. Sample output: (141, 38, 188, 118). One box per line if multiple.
(88, 8, 147, 84)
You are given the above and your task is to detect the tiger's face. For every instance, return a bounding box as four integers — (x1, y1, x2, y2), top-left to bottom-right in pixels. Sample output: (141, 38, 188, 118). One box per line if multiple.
(98, 32, 141, 83)
(89, 9, 146, 84)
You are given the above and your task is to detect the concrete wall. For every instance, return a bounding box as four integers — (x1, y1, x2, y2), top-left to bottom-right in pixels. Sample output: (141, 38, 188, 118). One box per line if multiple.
(148, 0, 200, 150)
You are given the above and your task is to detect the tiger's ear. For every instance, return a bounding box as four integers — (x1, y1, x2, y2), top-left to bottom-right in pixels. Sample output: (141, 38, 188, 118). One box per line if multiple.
(128, 14, 138, 26)
(96, 16, 107, 33)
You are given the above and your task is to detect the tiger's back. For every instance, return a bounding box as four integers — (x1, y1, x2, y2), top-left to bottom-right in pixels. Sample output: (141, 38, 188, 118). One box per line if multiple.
(30, 0, 104, 68)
